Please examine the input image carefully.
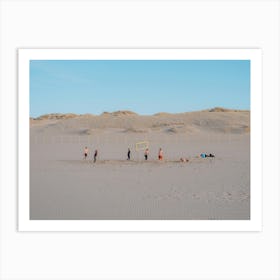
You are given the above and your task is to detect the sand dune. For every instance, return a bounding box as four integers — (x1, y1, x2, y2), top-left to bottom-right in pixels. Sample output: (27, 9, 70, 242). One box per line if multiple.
(30, 108, 250, 220)
(31, 108, 250, 135)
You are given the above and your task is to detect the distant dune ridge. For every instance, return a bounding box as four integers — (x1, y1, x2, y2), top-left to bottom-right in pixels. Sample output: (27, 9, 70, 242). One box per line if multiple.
(207, 107, 248, 113)
(101, 110, 138, 117)
(30, 108, 250, 135)
(31, 113, 79, 120)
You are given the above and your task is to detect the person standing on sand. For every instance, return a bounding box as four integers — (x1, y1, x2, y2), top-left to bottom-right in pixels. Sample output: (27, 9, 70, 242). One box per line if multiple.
(158, 148, 163, 160)
(93, 149, 98, 163)
(144, 148, 149, 160)
(127, 148, 131, 160)
(84, 146, 89, 160)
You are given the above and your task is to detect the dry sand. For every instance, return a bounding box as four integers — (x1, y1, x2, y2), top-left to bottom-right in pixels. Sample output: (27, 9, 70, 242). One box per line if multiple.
(30, 109, 250, 220)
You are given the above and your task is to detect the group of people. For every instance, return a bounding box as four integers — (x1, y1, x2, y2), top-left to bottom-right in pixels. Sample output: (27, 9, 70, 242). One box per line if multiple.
(84, 147, 98, 162)
(127, 147, 164, 161)
(84, 146, 214, 162)
(83, 146, 164, 162)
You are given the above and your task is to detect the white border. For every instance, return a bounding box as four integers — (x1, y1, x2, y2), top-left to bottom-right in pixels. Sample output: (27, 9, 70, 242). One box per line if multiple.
(18, 49, 262, 232)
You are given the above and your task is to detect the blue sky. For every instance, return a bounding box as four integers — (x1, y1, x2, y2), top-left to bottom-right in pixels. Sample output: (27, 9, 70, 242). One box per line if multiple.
(30, 60, 250, 117)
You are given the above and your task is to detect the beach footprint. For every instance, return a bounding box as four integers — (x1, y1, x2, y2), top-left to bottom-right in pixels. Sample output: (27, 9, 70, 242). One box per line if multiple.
(222, 191, 233, 201)
(239, 191, 250, 201)
(192, 193, 200, 200)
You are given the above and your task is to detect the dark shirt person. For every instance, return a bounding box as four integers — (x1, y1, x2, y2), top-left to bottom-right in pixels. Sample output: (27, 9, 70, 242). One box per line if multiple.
(127, 148, 131, 160)
(94, 149, 98, 163)
(144, 148, 149, 160)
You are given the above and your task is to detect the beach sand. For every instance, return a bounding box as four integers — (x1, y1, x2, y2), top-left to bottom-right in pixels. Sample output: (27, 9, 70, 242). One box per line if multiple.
(30, 109, 250, 220)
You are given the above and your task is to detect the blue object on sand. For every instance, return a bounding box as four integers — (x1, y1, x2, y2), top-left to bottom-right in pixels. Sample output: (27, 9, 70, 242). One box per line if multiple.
(200, 153, 206, 158)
